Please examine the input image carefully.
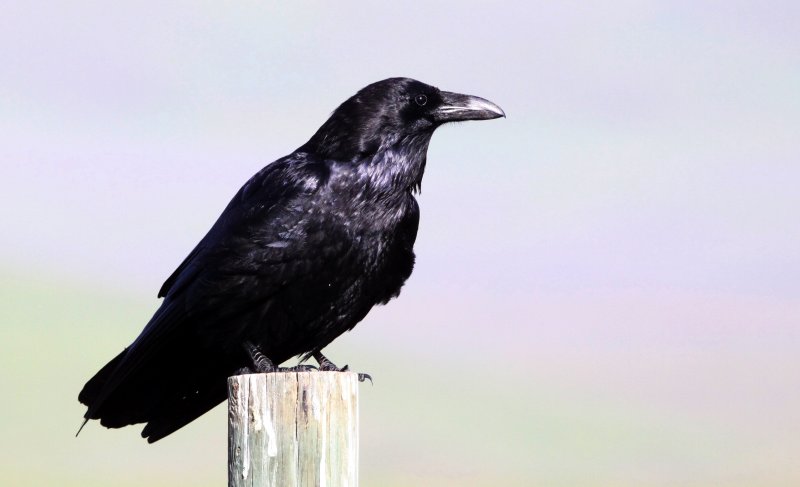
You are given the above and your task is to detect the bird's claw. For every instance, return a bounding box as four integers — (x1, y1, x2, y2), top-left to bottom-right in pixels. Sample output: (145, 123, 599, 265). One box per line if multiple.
(313, 352, 371, 383)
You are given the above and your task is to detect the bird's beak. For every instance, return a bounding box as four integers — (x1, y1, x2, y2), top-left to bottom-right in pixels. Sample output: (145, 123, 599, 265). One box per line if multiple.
(432, 91, 505, 123)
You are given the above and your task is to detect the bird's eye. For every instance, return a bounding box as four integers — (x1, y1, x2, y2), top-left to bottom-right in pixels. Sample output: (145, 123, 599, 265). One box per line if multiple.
(414, 94, 428, 106)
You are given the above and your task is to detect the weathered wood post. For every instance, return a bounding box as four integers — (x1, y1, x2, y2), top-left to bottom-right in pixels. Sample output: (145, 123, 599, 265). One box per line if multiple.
(228, 372, 359, 487)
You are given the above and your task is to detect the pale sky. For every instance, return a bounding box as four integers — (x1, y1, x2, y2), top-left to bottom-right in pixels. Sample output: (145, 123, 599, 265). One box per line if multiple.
(1, 2, 798, 484)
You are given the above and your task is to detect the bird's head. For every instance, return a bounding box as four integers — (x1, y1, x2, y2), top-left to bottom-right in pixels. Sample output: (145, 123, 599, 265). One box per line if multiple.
(301, 77, 504, 162)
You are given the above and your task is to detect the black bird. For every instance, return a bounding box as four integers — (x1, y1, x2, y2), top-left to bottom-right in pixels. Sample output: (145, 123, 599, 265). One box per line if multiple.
(78, 77, 504, 442)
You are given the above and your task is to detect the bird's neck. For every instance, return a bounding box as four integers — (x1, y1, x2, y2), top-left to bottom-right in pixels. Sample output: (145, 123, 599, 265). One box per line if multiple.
(360, 133, 432, 194)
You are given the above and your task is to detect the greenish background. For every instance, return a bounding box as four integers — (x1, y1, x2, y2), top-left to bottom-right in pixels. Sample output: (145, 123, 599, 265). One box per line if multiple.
(2, 1, 799, 485)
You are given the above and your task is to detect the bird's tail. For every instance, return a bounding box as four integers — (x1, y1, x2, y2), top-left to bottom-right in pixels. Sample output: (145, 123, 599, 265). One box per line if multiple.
(77, 348, 129, 435)
(78, 349, 128, 411)
(76, 334, 231, 442)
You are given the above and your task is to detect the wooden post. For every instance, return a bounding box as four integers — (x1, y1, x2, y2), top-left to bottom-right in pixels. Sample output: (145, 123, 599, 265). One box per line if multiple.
(228, 372, 359, 487)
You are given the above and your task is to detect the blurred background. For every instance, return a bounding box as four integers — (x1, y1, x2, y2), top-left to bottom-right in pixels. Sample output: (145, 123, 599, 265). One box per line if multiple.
(2, 1, 798, 486)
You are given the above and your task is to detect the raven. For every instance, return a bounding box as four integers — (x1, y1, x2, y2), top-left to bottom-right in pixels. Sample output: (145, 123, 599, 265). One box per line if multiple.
(78, 77, 504, 442)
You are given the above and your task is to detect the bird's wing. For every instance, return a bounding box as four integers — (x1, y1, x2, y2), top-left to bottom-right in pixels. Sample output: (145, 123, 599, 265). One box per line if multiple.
(82, 155, 345, 419)
(157, 154, 334, 299)
(158, 242, 203, 298)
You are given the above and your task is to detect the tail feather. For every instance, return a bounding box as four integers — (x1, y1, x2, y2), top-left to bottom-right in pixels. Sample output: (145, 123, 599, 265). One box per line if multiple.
(77, 296, 242, 442)
(140, 372, 229, 443)
(77, 331, 232, 441)
(78, 348, 128, 410)
(75, 418, 89, 437)
(78, 347, 166, 430)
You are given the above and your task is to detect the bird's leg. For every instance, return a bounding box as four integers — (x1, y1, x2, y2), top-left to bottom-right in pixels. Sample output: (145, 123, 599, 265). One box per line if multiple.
(313, 351, 346, 371)
(313, 351, 372, 383)
(243, 341, 317, 373)
(243, 341, 278, 373)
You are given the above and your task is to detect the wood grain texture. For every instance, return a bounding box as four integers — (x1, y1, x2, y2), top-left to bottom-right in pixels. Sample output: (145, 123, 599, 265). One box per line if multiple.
(228, 372, 359, 487)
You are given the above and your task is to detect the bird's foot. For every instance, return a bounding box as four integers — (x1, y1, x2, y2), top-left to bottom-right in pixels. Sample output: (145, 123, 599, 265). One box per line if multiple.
(234, 366, 254, 376)
(314, 351, 372, 384)
(279, 364, 319, 372)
